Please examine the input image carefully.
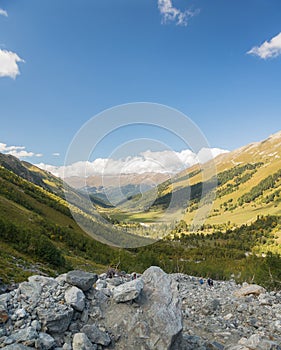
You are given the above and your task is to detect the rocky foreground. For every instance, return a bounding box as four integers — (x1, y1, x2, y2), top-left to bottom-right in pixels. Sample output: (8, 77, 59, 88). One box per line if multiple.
(0, 267, 280, 350)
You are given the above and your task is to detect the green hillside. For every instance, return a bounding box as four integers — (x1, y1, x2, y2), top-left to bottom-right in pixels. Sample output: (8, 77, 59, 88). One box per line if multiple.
(0, 154, 152, 283)
(114, 131, 281, 231)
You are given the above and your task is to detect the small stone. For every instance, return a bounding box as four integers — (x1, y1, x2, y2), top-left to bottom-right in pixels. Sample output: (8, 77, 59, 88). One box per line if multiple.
(1, 345, 34, 350)
(31, 320, 41, 331)
(112, 278, 144, 303)
(38, 332, 56, 350)
(81, 309, 89, 323)
(234, 284, 266, 297)
(73, 332, 96, 350)
(15, 308, 27, 319)
(0, 307, 9, 324)
(65, 286, 85, 312)
(224, 313, 233, 321)
(81, 324, 111, 346)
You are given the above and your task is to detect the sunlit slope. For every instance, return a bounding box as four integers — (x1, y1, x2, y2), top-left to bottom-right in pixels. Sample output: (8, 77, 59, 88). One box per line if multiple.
(0, 153, 153, 247)
(0, 153, 155, 282)
(120, 130, 281, 226)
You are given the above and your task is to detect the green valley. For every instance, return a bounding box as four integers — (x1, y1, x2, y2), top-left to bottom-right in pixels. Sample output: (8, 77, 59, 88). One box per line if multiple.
(1, 131, 281, 290)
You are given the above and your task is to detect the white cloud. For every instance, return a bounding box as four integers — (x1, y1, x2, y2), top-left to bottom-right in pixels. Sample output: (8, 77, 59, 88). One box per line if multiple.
(0, 9, 8, 17)
(0, 142, 43, 158)
(247, 32, 281, 59)
(157, 0, 198, 26)
(36, 148, 229, 179)
(52, 152, 60, 157)
(0, 49, 25, 79)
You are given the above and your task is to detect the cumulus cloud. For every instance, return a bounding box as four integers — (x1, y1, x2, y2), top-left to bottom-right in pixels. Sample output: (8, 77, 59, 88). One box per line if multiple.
(36, 148, 229, 179)
(0, 142, 42, 158)
(157, 0, 198, 26)
(0, 49, 25, 79)
(0, 9, 8, 17)
(247, 32, 281, 59)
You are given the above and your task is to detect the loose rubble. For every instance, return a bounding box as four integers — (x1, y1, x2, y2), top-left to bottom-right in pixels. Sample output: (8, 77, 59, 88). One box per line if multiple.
(0, 267, 280, 349)
(172, 274, 281, 349)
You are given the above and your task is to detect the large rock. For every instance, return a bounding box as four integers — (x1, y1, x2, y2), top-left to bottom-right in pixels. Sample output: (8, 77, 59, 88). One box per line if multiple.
(28, 275, 58, 288)
(65, 286, 85, 312)
(18, 281, 42, 306)
(112, 278, 144, 303)
(73, 332, 97, 350)
(234, 284, 266, 297)
(104, 266, 183, 349)
(66, 270, 98, 291)
(37, 332, 56, 350)
(10, 326, 38, 343)
(81, 324, 111, 346)
(37, 304, 73, 334)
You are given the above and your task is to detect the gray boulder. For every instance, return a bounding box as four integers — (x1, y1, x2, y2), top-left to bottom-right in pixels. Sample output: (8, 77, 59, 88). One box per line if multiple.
(66, 271, 98, 291)
(112, 278, 144, 303)
(37, 332, 56, 350)
(65, 286, 85, 312)
(73, 332, 97, 350)
(81, 324, 111, 346)
(18, 281, 42, 306)
(37, 304, 73, 334)
(234, 284, 266, 297)
(28, 275, 58, 288)
(103, 266, 183, 349)
(10, 326, 38, 343)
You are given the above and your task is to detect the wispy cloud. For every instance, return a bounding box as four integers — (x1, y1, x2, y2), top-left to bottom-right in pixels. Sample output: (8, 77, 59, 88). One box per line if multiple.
(247, 32, 281, 59)
(0, 143, 43, 158)
(52, 152, 60, 157)
(36, 148, 229, 178)
(0, 9, 8, 17)
(157, 0, 198, 26)
(0, 49, 25, 79)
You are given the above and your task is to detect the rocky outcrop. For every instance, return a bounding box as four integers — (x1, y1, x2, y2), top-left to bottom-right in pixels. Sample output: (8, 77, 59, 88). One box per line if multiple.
(103, 266, 183, 349)
(0, 268, 280, 350)
(0, 267, 182, 349)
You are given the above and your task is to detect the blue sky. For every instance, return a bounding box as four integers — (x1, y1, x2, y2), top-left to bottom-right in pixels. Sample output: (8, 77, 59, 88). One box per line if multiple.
(0, 0, 281, 172)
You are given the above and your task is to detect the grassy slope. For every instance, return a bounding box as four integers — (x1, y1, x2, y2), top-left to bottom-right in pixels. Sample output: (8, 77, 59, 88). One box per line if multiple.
(114, 131, 281, 230)
(0, 180, 113, 282)
(0, 159, 139, 283)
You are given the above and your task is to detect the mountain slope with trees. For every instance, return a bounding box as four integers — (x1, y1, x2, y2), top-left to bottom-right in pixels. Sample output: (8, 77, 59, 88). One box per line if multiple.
(1, 131, 281, 290)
